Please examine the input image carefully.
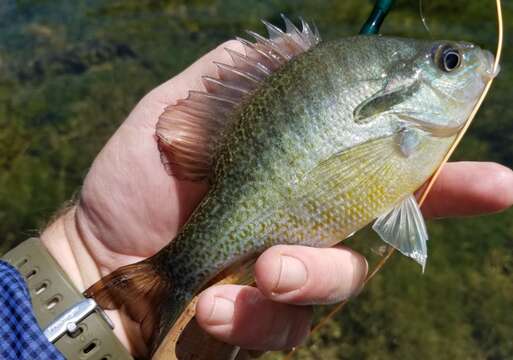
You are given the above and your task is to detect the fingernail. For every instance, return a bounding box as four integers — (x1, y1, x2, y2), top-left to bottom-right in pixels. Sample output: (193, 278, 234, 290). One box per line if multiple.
(274, 255, 308, 294)
(353, 257, 369, 297)
(207, 296, 234, 325)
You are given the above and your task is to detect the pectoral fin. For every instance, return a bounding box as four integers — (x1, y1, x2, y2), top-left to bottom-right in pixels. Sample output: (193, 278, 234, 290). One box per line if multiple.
(282, 136, 398, 245)
(296, 136, 396, 198)
(396, 127, 422, 157)
(372, 195, 428, 271)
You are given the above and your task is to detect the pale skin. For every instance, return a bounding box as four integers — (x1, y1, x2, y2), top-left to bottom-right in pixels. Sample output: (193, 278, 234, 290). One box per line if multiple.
(40, 41, 513, 356)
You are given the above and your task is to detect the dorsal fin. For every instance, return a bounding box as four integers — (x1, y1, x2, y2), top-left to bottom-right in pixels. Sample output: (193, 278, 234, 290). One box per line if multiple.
(156, 15, 321, 181)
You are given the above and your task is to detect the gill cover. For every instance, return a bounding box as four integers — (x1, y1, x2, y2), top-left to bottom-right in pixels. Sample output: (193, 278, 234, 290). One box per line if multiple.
(354, 41, 491, 139)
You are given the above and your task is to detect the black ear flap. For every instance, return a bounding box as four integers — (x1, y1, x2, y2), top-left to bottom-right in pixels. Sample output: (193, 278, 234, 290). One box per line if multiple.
(353, 80, 420, 124)
(354, 78, 462, 138)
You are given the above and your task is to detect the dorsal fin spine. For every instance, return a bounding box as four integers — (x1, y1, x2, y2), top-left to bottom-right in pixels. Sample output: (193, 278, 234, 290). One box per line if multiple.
(235, 37, 283, 69)
(282, 14, 302, 39)
(214, 62, 262, 85)
(224, 48, 271, 79)
(261, 19, 286, 40)
(188, 91, 238, 106)
(246, 30, 291, 60)
(202, 76, 249, 102)
(262, 19, 306, 54)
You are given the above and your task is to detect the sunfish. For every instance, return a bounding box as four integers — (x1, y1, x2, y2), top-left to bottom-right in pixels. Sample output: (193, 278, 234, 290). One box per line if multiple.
(86, 16, 498, 352)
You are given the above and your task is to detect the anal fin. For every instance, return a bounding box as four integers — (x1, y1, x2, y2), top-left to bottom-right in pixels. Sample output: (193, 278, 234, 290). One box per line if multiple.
(372, 194, 428, 271)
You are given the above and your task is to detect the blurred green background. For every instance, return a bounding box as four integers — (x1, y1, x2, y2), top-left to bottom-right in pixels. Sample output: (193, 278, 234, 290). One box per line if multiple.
(1, 0, 512, 359)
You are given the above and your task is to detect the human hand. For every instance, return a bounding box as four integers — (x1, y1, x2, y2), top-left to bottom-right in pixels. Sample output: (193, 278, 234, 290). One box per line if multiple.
(40, 41, 513, 355)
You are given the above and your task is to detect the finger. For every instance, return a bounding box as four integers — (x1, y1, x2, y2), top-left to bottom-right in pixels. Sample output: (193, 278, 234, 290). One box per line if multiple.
(255, 245, 368, 306)
(421, 162, 513, 219)
(130, 40, 244, 127)
(196, 285, 312, 351)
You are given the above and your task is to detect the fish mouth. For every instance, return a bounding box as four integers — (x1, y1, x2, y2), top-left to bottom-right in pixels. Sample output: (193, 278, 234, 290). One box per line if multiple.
(479, 50, 500, 81)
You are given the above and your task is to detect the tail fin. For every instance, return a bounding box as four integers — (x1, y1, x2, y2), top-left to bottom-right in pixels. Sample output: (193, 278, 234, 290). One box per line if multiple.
(86, 256, 262, 355)
(84, 258, 173, 350)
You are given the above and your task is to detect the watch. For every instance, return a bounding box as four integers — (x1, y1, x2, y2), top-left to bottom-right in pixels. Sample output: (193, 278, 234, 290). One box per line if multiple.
(2, 238, 133, 360)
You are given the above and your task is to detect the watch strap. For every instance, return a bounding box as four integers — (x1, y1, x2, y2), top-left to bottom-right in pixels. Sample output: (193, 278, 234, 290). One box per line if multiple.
(3, 238, 133, 360)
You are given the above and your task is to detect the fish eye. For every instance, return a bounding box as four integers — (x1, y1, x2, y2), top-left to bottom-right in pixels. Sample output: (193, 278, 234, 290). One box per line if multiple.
(434, 45, 462, 73)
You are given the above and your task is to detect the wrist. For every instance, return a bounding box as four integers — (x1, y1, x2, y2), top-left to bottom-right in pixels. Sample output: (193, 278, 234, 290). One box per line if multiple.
(40, 206, 147, 356)
(41, 206, 100, 291)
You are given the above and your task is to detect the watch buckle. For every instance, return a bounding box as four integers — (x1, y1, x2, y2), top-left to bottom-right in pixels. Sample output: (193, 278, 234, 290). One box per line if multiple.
(43, 298, 114, 343)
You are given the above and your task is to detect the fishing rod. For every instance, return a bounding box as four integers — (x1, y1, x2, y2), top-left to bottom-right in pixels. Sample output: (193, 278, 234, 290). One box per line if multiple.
(360, 0, 395, 35)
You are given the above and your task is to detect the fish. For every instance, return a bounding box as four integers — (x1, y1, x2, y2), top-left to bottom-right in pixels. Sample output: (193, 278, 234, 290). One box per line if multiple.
(85, 16, 498, 353)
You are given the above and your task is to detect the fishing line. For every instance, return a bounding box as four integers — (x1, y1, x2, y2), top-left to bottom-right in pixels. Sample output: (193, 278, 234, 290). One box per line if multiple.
(419, 0, 432, 36)
(286, 0, 503, 358)
(419, 0, 503, 205)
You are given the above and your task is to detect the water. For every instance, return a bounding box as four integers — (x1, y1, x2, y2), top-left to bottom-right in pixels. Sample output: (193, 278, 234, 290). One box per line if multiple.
(1, 1, 512, 359)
